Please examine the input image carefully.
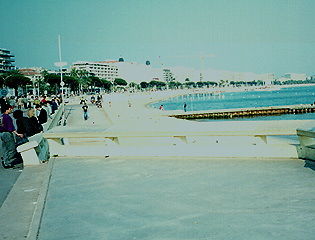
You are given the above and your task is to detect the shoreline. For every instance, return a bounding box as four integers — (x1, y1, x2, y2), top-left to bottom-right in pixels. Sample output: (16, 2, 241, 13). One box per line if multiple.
(99, 83, 315, 127)
(142, 83, 315, 112)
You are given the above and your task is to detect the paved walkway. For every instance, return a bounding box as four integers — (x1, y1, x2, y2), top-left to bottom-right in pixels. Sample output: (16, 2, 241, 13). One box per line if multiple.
(0, 96, 315, 239)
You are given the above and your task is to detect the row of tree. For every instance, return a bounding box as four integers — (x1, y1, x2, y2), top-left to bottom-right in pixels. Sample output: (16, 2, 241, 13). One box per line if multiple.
(1, 69, 314, 96)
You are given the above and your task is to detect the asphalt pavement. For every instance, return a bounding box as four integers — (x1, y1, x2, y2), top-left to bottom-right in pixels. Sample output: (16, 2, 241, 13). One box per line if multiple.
(0, 99, 315, 240)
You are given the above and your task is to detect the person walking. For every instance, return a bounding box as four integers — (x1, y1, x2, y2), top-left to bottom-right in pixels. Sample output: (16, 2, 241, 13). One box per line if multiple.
(183, 102, 187, 112)
(82, 102, 89, 120)
(0, 104, 24, 168)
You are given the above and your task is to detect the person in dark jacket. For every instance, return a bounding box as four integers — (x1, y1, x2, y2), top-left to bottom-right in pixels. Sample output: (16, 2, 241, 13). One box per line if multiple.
(27, 108, 43, 133)
(13, 110, 41, 137)
(50, 99, 58, 114)
(35, 104, 47, 124)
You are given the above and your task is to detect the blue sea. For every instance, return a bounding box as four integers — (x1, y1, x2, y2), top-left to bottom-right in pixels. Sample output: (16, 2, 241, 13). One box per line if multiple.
(148, 85, 315, 121)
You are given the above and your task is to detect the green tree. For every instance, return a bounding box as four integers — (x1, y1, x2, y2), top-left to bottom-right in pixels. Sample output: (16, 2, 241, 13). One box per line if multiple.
(44, 74, 61, 94)
(184, 81, 196, 89)
(149, 80, 166, 90)
(168, 81, 182, 89)
(140, 81, 148, 89)
(70, 69, 91, 93)
(4, 70, 31, 95)
(101, 79, 113, 92)
(196, 81, 204, 88)
(114, 78, 128, 86)
(63, 76, 79, 92)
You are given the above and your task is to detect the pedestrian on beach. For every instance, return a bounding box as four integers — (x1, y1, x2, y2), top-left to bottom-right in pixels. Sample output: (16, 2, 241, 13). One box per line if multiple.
(82, 102, 89, 120)
(159, 105, 164, 111)
(0, 104, 24, 168)
(184, 102, 187, 112)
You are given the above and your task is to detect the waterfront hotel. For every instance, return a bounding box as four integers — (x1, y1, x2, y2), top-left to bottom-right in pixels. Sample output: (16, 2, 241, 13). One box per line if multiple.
(0, 48, 15, 73)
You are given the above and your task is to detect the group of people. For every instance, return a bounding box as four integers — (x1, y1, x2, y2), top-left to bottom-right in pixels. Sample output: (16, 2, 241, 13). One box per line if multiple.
(80, 95, 103, 108)
(0, 95, 60, 169)
(80, 94, 104, 120)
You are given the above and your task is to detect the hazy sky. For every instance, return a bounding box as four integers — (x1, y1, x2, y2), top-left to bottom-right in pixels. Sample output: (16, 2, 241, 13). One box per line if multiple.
(1, 0, 314, 77)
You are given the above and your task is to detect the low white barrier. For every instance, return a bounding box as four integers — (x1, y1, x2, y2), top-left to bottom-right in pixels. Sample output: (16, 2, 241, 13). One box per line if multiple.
(44, 119, 312, 146)
(296, 121, 315, 160)
(17, 133, 49, 165)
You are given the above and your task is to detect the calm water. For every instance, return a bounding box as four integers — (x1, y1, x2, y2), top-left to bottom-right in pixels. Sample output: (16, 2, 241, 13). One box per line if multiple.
(148, 85, 315, 121)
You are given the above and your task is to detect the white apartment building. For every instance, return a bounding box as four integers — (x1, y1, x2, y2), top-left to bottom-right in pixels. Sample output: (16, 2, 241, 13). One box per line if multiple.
(70, 59, 276, 85)
(284, 73, 307, 81)
(0, 48, 15, 73)
(71, 61, 118, 81)
(113, 61, 160, 84)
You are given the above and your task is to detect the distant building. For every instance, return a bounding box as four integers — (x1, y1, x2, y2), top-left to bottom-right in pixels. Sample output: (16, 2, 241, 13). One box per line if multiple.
(0, 48, 15, 73)
(71, 61, 118, 81)
(163, 69, 175, 83)
(103, 60, 161, 84)
(166, 66, 199, 83)
(19, 68, 43, 83)
(284, 73, 307, 81)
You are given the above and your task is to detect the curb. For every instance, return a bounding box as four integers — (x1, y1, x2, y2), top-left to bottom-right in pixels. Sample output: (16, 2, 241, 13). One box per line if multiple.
(27, 158, 55, 239)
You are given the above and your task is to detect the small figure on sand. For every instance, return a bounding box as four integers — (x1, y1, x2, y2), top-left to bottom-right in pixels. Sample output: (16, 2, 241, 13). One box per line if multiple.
(82, 102, 89, 120)
(159, 105, 164, 111)
(183, 102, 187, 112)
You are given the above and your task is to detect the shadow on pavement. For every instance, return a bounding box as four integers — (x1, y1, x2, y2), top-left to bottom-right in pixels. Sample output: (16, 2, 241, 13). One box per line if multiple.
(304, 159, 315, 171)
(0, 165, 23, 207)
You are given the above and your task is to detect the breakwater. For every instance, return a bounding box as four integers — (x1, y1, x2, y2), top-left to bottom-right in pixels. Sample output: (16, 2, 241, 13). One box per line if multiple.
(170, 104, 315, 120)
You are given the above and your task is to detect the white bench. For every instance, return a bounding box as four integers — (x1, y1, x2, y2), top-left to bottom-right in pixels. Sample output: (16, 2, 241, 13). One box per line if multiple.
(17, 133, 50, 165)
(296, 121, 315, 160)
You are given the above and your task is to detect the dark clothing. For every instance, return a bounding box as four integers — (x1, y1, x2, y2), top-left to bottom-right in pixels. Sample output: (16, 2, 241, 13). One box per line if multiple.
(1, 132, 19, 165)
(0, 98, 6, 108)
(0, 113, 20, 166)
(29, 116, 43, 133)
(37, 108, 47, 124)
(51, 101, 58, 114)
(16, 116, 42, 137)
(82, 105, 88, 112)
(0, 113, 16, 132)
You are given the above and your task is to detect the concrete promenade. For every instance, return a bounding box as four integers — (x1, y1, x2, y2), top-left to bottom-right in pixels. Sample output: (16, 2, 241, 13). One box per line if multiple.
(0, 94, 315, 239)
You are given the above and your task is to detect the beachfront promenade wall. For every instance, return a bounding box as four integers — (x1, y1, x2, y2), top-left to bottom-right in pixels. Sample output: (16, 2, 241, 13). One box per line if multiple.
(42, 94, 314, 159)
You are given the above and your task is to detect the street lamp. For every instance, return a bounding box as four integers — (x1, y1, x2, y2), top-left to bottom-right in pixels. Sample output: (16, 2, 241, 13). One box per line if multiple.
(54, 35, 67, 127)
(54, 35, 67, 96)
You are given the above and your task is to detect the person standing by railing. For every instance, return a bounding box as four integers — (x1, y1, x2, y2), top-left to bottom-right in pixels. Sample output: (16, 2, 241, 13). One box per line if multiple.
(0, 104, 24, 168)
(35, 104, 48, 125)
